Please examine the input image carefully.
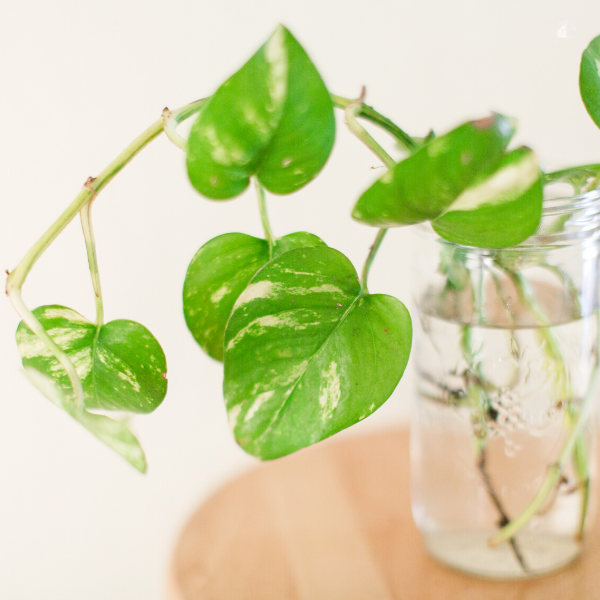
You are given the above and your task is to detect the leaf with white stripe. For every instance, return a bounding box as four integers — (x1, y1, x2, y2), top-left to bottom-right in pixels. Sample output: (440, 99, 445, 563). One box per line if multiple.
(432, 147, 543, 247)
(580, 34, 600, 129)
(16, 305, 167, 414)
(183, 231, 326, 361)
(352, 114, 515, 227)
(23, 366, 147, 472)
(223, 246, 412, 459)
(186, 25, 335, 199)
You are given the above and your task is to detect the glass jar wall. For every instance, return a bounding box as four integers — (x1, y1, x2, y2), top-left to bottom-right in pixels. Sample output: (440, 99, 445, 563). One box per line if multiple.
(410, 188, 600, 579)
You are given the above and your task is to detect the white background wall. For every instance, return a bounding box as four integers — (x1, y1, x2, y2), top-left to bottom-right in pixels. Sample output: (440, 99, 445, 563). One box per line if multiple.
(1, 1, 599, 598)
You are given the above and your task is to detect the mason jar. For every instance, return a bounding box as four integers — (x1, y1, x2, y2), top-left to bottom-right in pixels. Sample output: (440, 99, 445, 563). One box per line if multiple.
(410, 185, 600, 579)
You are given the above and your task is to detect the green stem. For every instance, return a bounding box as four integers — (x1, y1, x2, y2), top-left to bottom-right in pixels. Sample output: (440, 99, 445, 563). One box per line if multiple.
(573, 431, 590, 540)
(585, 173, 600, 193)
(331, 93, 417, 152)
(255, 179, 275, 258)
(10, 290, 85, 413)
(163, 98, 208, 150)
(343, 97, 396, 169)
(544, 163, 600, 181)
(458, 267, 488, 447)
(80, 198, 104, 326)
(7, 117, 165, 294)
(489, 364, 598, 546)
(501, 268, 567, 394)
(543, 163, 600, 191)
(343, 96, 392, 296)
(6, 99, 204, 417)
(360, 228, 387, 295)
(171, 97, 208, 123)
(541, 264, 581, 316)
(478, 449, 529, 571)
(488, 266, 595, 546)
(458, 262, 528, 571)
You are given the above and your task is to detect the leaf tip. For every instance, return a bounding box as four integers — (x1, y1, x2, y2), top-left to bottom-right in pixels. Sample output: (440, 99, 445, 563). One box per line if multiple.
(135, 459, 148, 474)
(351, 204, 363, 221)
(472, 112, 516, 139)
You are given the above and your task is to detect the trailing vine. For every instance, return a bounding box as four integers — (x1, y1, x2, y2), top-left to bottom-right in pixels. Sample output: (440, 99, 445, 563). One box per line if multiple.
(6, 27, 600, 561)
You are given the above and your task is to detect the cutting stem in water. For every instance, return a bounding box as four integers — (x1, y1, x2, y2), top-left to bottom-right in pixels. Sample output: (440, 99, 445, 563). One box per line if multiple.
(478, 451, 529, 571)
(489, 365, 598, 546)
(460, 323, 529, 572)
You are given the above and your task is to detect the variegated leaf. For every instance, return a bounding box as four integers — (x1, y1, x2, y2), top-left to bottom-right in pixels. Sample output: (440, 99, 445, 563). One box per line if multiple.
(186, 24, 335, 199)
(16, 305, 167, 414)
(183, 231, 326, 361)
(352, 114, 515, 227)
(272, 231, 325, 256)
(580, 34, 600, 129)
(432, 147, 543, 248)
(223, 246, 412, 459)
(23, 366, 146, 472)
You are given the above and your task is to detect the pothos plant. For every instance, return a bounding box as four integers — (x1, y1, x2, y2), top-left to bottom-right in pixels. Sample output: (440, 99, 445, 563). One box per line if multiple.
(6, 25, 600, 503)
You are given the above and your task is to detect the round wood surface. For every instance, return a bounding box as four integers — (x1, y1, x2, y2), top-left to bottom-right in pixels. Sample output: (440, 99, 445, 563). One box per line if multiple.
(168, 429, 600, 599)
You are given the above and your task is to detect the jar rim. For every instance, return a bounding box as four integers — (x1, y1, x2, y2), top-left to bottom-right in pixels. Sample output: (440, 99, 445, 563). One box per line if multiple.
(542, 188, 600, 217)
(525, 187, 600, 246)
(413, 188, 600, 249)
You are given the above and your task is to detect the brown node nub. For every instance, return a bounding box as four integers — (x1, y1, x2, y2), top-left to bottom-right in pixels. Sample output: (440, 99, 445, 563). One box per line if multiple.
(498, 516, 509, 528)
(472, 114, 497, 130)
(84, 176, 97, 190)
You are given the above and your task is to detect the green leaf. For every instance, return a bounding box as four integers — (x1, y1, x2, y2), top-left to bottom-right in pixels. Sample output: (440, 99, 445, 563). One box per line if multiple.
(432, 147, 543, 248)
(580, 34, 600, 129)
(272, 231, 325, 256)
(186, 25, 335, 199)
(223, 246, 412, 459)
(352, 114, 515, 227)
(23, 366, 146, 472)
(16, 305, 167, 414)
(183, 231, 326, 361)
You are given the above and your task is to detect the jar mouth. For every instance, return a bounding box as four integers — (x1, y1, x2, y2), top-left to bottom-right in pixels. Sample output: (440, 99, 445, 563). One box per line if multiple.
(527, 188, 600, 245)
(542, 188, 600, 217)
(413, 187, 600, 249)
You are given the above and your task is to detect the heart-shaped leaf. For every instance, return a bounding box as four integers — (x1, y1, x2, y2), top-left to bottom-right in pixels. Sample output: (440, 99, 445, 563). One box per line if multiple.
(352, 114, 515, 227)
(183, 231, 326, 361)
(580, 34, 600, 129)
(186, 25, 335, 199)
(223, 246, 412, 459)
(23, 366, 146, 472)
(432, 147, 543, 248)
(16, 305, 167, 413)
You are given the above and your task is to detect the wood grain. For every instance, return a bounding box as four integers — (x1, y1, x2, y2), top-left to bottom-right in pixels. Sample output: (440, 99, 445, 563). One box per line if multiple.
(168, 429, 600, 599)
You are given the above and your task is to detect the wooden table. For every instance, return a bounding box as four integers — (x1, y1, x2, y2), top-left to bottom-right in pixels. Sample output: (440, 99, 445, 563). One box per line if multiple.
(168, 429, 600, 599)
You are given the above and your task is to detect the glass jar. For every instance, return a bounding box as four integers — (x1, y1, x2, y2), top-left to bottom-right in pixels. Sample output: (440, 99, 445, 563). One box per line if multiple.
(410, 186, 600, 579)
